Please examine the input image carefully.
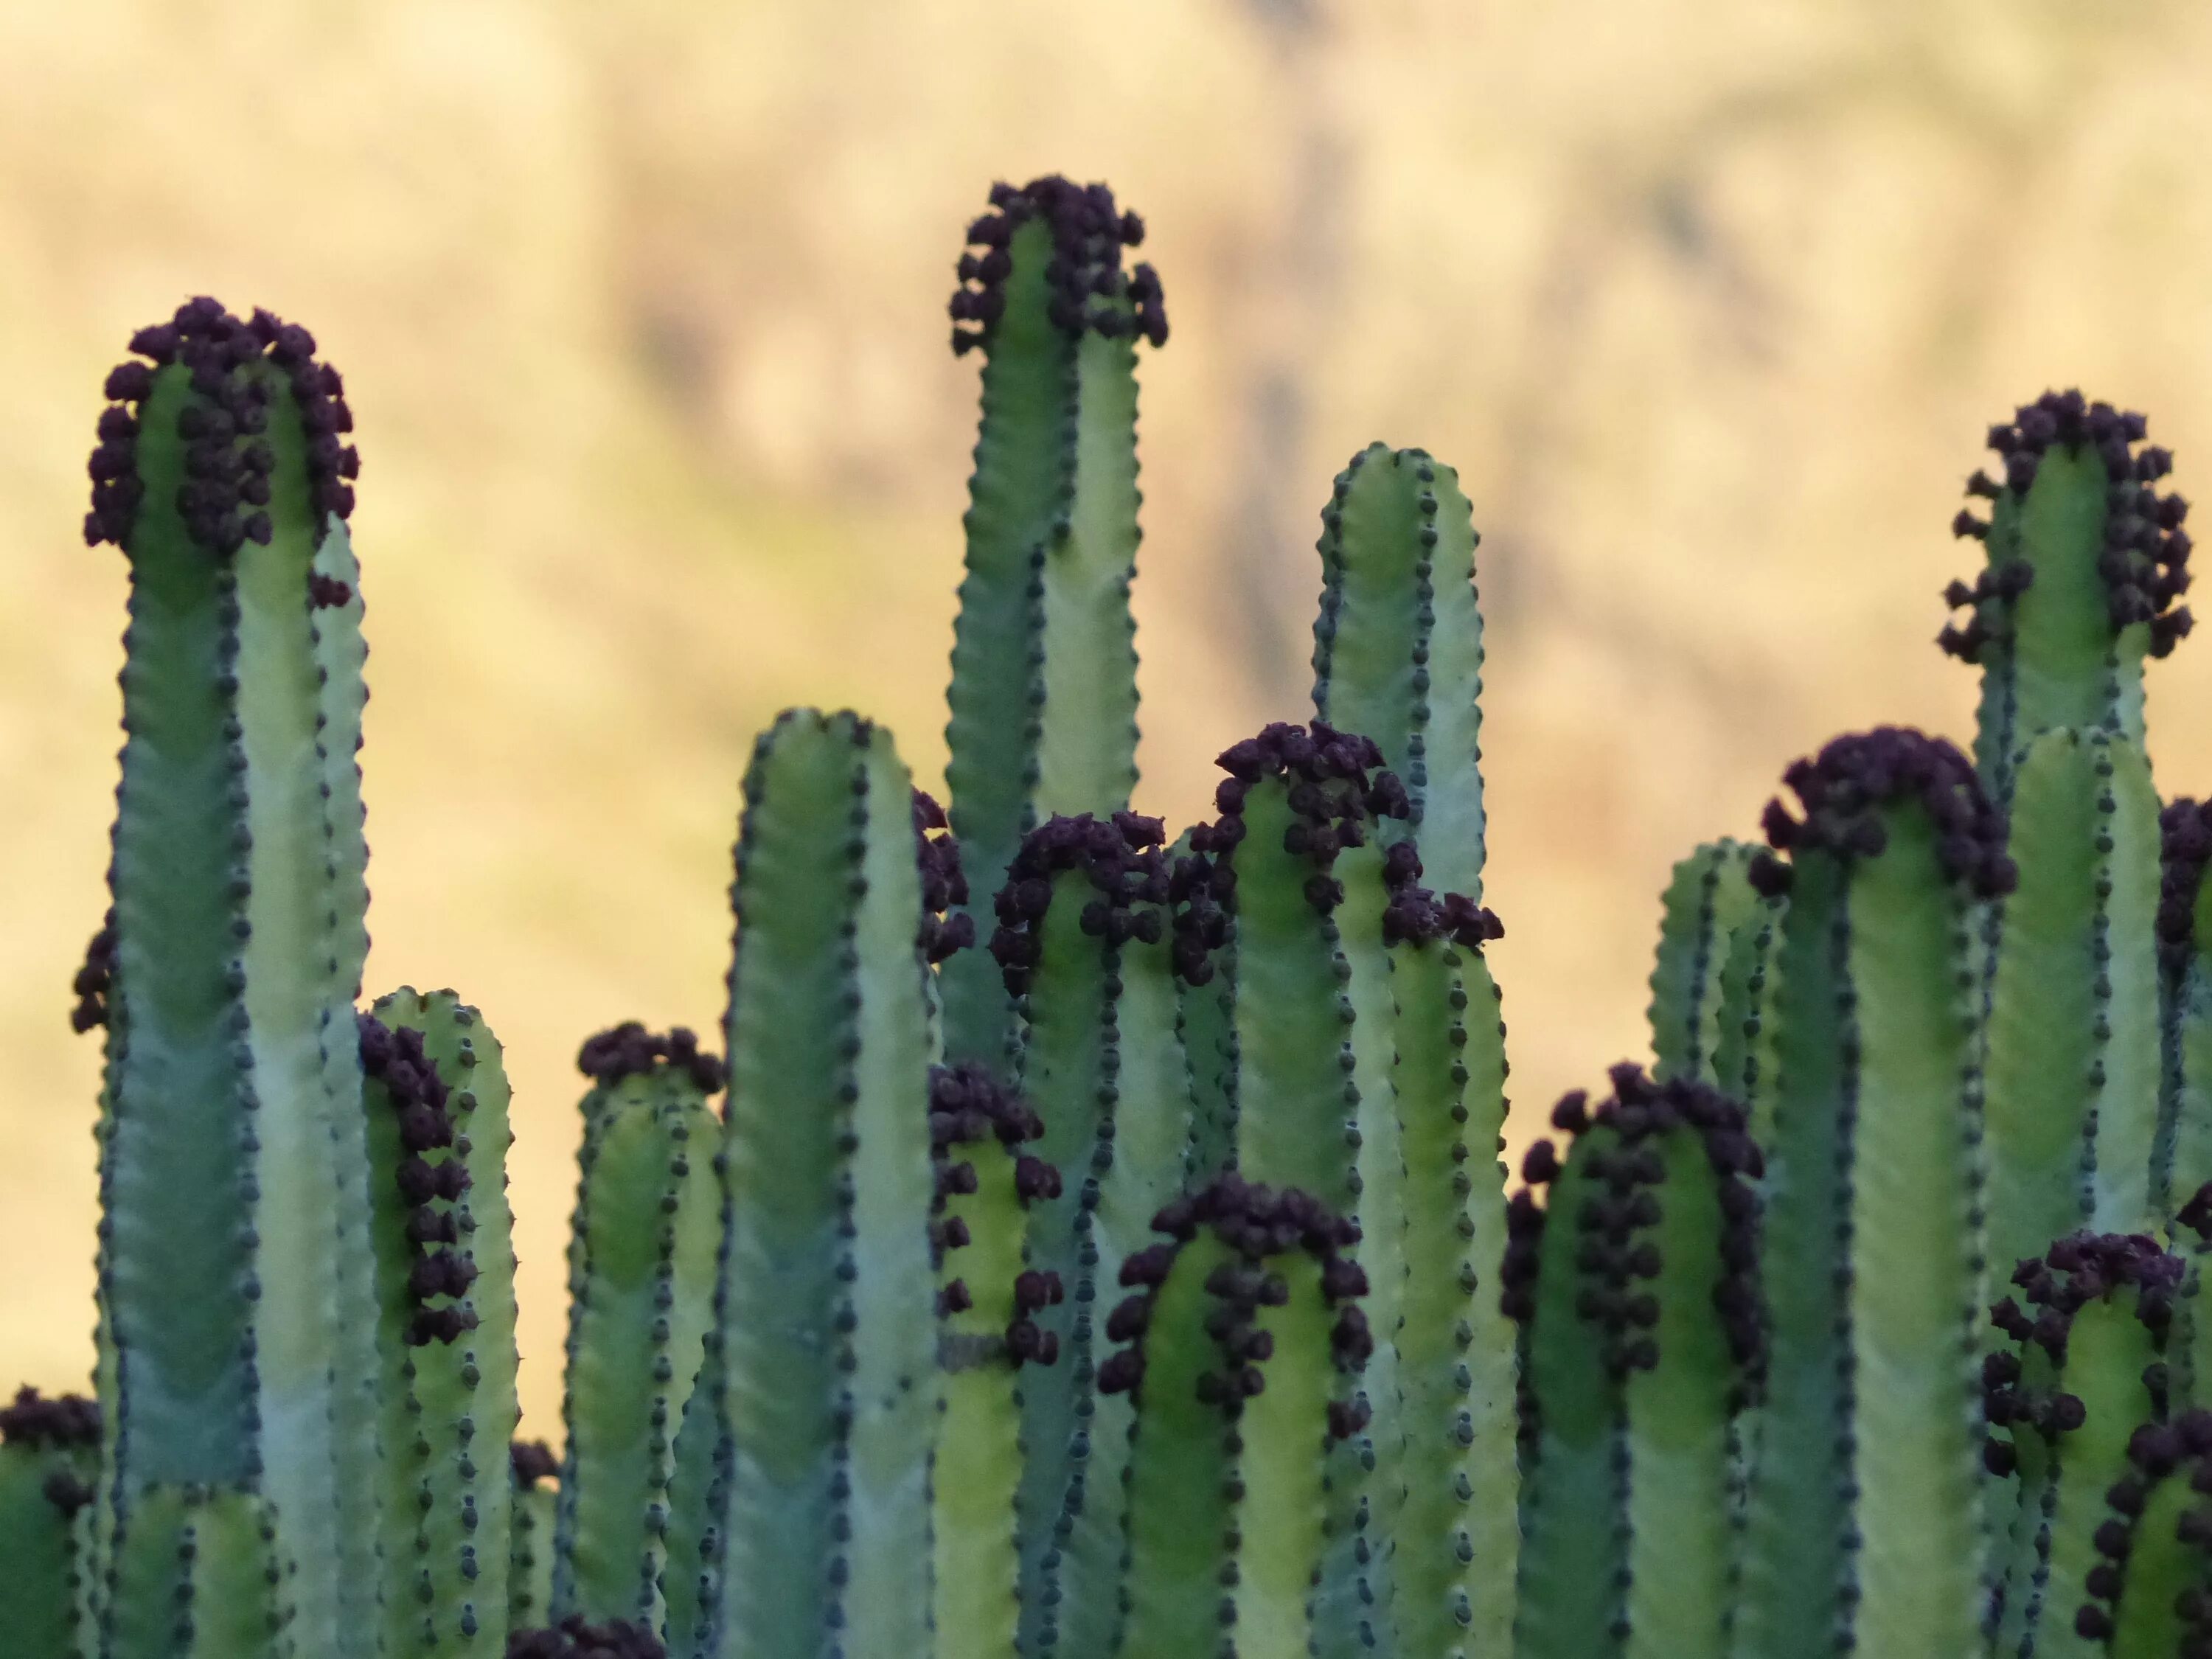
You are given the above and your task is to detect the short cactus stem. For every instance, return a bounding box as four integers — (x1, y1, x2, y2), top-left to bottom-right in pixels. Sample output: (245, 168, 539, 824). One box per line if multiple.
(939, 177, 1161, 1068)
(0, 1390, 99, 1657)
(2065, 1411, 2212, 1655)
(510, 1441, 561, 1637)
(1648, 840, 1764, 1087)
(102, 1483, 285, 1659)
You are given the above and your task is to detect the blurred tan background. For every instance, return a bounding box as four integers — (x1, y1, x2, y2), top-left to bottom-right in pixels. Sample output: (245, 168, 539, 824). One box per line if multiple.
(3, 0, 2210, 1438)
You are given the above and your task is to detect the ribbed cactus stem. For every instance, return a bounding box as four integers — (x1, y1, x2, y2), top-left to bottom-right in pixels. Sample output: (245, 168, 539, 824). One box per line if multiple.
(1648, 841, 1761, 1086)
(510, 1442, 560, 1636)
(1170, 825, 1237, 1185)
(987, 813, 1196, 1659)
(2067, 1412, 2212, 1655)
(939, 177, 1162, 1067)
(554, 1027, 726, 1633)
(1709, 891, 1784, 1150)
(1310, 444, 1489, 899)
(2156, 801, 2212, 1215)
(1735, 730, 2010, 1658)
(103, 1484, 284, 1659)
(0, 1391, 98, 1658)
(658, 1326, 728, 1659)
(712, 710, 939, 1659)
(1101, 1178, 1371, 1659)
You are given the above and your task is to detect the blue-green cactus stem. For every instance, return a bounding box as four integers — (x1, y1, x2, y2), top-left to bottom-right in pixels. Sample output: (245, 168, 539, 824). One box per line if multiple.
(1735, 729, 2011, 1659)
(712, 710, 939, 1659)
(103, 1483, 285, 1659)
(1983, 730, 2161, 1286)
(1100, 1178, 1371, 1659)
(1709, 891, 1784, 1150)
(2156, 801, 2212, 1217)
(0, 1391, 99, 1659)
(2067, 1412, 2212, 1655)
(359, 995, 519, 1659)
(512, 1441, 561, 1636)
(1507, 1070, 1764, 1659)
(984, 812, 1195, 1658)
(88, 299, 370, 1659)
(1388, 921, 1516, 1658)
(1310, 444, 1489, 898)
(939, 178, 1164, 1068)
(554, 1027, 726, 1633)
(1983, 1234, 2180, 1658)
(1648, 841, 1761, 1087)
(1940, 391, 2191, 797)
(659, 1327, 728, 1659)
(925, 1063, 1062, 1659)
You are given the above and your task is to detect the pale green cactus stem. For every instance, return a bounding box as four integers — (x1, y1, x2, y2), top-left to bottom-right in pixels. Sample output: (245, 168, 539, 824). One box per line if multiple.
(922, 1063, 1063, 1659)
(1708, 891, 1784, 1150)
(1983, 1235, 2180, 1658)
(509, 1442, 560, 1636)
(0, 1391, 98, 1659)
(1733, 729, 2007, 1659)
(1982, 729, 2162, 1284)
(712, 710, 939, 1659)
(83, 298, 373, 1659)
(358, 990, 520, 1659)
(984, 813, 1196, 1659)
(553, 1026, 724, 1635)
(104, 1484, 284, 1659)
(1388, 920, 1516, 1657)
(2065, 1411, 2212, 1655)
(1648, 841, 1761, 1087)
(939, 177, 1164, 1068)
(1310, 444, 1489, 899)
(1941, 391, 2191, 799)
(1098, 1178, 1372, 1659)
(1506, 1068, 1765, 1659)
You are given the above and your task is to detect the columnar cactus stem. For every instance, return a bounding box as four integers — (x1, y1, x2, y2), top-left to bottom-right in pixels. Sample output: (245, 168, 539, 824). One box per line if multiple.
(1940, 391, 2191, 799)
(104, 1484, 285, 1659)
(658, 1329, 728, 1659)
(0, 1391, 98, 1658)
(1709, 893, 1785, 1150)
(2067, 1412, 2212, 1654)
(1983, 729, 2163, 1286)
(712, 710, 939, 1659)
(1734, 729, 2010, 1658)
(1310, 445, 1489, 899)
(554, 1027, 726, 1633)
(939, 178, 1163, 1067)
(1099, 1178, 1371, 1659)
(986, 813, 1196, 1659)
(1648, 841, 1761, 1086)
(88, 299, 372, 1658)
(2156, 801, 2212, 1214)
(511, 1442, 560, 1636)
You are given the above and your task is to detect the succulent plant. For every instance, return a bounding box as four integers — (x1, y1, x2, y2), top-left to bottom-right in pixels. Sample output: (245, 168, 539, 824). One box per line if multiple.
(12, 176, 2212, 1659)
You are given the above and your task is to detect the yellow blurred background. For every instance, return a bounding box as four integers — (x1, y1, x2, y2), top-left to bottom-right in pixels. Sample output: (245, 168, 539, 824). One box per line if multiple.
(4, 0, 2211, 1440)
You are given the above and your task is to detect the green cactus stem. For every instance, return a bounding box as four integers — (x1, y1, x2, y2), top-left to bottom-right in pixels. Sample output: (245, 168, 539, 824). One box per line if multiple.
(1708, 890, 1785, 1150)
(1983, 1234, 2180, 1657)
(1506, 1068, 1765, 1659)
(1648, 841, 1762, 1087)
(2066, 1411, 2212, 1655)
(1387, 905, 1517, 1658)
(922, 1063, 1063, 1659)
(511, 1441, 561, 1636)
(984, 813, 1197, 1659)
(1982, 728, 2162, 1290)
(1170, 824, 1237, 1185)
(939, 177, 1164, 1067)
(1099, 1177, 1372, 1659)
(554, 1026, 726, 1634)
(1310, 444, 1489, 898)
(103, 1483, 285, 1659)
(658, 1327, 728, 1659)
(359, 993, 521, 1659)
(712, 709, 939, 1659)
(2157, 801, 2212, 1217)
(0, 1390, 99, 1659)
(1939, 391, 2192, 798)
(1733, 728, 2011, 1659)
(88, 299, 375, 1657)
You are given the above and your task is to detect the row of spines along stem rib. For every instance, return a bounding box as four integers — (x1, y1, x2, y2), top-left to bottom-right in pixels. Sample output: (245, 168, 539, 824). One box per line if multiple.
(105, 1484, 285, 1659)
(1007, 858, 1197, 1658)
(509, 1453, 559, 1639)
(712, 709, 938, 1659)
(1647, 841, 1762, 1088)
(1983, 728, 2163, 1288)
(552, 1060, 720, 1637)
(1310, 442, 1489, 902)
(939, 195, 1148, 1071)
(1733, 822, 1986, 1658)
(100, 340, 375, 1659)
(2065, 1410, 2212, 1655)
(0, 1409, 97, 1657)
(2157, 801, 2212, 1217)
(359, 991, 520, 1659)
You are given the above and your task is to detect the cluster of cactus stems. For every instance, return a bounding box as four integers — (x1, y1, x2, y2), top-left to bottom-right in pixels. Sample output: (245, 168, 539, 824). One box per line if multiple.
(10, 173, 2212, 1659)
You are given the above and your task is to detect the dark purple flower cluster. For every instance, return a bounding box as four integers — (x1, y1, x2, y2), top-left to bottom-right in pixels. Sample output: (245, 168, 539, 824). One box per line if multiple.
(913, 790, 975, 966)
(1942, 389, 2192, 661)
(2070, 1408, 2212, 1641)
(928, 1062, 1063, 1367)
(0, 1385, 99, 1449)
(1371, 839, 1506, 954)
(510, 1439, 560, 1490)
(358, 1013, 479, 1346)
(1503, 1064, 1764, 1389)
(949, 175, 1165, 355)
(69, 908, 116, 1034)
(1190, 720, 1414, 919)
(2160, 799, 2212, 975)
(1097, 1175, 1371, 1439)
(1750, 726, 2014, 900)
(507, 1615, 664, 1659)
(86, 297, 358, 556)
(574, 1021, 726, 1095)
(987, 810, 1169, 995)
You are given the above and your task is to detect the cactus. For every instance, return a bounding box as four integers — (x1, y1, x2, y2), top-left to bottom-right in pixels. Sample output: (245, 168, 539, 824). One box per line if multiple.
(18, 188, 2212, 1659)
